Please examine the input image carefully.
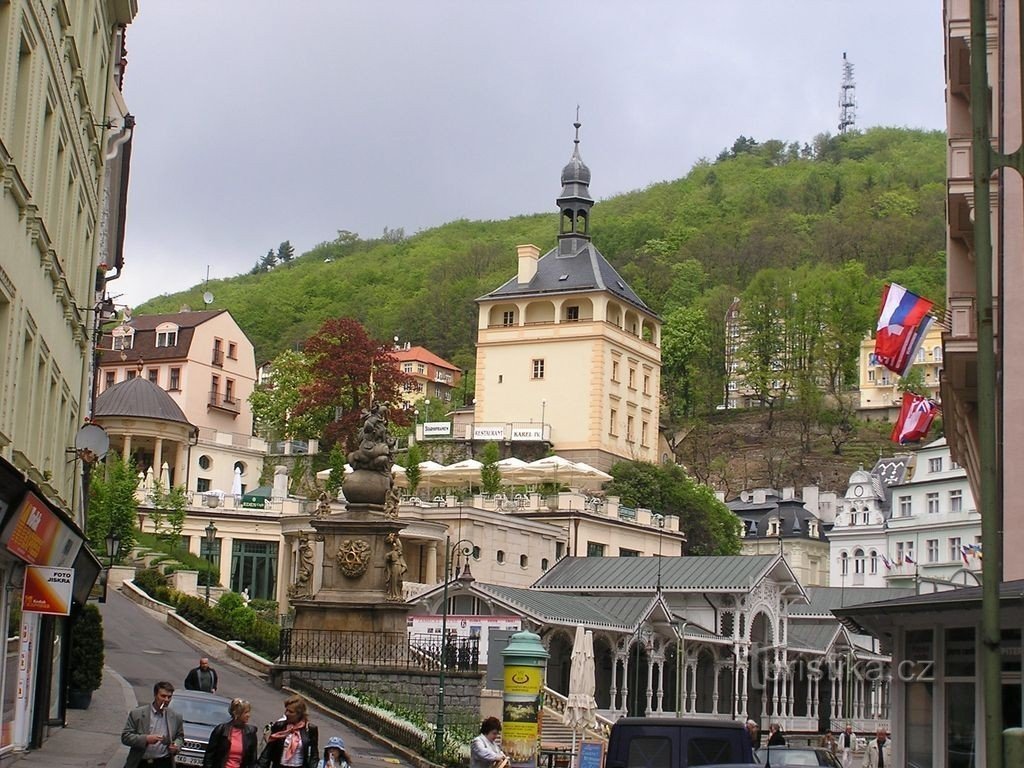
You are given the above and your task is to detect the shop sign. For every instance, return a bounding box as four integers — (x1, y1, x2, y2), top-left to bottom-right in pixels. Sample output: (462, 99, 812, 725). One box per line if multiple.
(423, 422, 452, 437)
(1, 492, 81, 567)
(21, 566, 74, 615)
(510, 427, 542, 441)
(473, 425, 506, 441)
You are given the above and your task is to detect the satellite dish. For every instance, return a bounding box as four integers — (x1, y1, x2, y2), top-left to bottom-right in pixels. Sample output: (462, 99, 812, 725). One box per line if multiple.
(203, 291, 214, 305)
(74, 424, 110, 464)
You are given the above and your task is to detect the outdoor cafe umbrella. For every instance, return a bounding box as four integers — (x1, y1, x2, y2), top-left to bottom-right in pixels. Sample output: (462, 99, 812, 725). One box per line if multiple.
(526, 455, 610, 489)
(495, 457, 536, 486)
(564, 625, 598, 768)
(231, 466, 243, 497)
(433, 458, 484, 487)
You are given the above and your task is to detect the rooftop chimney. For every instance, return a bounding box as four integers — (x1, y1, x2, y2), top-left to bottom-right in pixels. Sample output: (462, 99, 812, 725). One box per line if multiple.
(517, 244, 540, 284)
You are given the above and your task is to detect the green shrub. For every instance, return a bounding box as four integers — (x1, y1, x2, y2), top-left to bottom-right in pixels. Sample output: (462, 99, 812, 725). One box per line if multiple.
(134, 567, 167, 596)
(68, 604, 104, 692)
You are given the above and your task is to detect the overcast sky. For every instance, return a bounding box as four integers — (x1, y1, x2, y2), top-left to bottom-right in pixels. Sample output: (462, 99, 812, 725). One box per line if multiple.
(117, 1, 946, 309)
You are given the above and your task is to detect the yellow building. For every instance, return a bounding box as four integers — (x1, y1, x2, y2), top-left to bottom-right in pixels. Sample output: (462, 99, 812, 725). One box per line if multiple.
(857, 323, 943, 421)
(474, 126, 661, 470)
(0, 0, 138, 751)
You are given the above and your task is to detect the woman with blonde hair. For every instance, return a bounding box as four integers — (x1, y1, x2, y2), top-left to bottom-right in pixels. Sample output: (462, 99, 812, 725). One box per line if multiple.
(258, 696, 319, 768)
(204, 698, 259, 768)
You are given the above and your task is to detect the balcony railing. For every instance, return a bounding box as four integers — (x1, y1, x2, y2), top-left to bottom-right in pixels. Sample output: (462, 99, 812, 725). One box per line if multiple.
(212, 348, 224, 366)
(278, 629, 479, 670)
(208, 390, 240, 414)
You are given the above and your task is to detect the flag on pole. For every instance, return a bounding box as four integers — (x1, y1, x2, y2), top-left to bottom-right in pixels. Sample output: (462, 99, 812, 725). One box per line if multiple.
(874, 283, 935, 375)
(880, 554, 892, 570)
(904, 552, 915, 565)
(960, 545, 971, 565)
(891, 392, 940, 444)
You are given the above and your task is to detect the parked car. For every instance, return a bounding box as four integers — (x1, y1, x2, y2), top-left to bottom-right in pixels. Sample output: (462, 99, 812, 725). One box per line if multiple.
(755, 747, 842, 767)
(605, 717, 756, 768)
(171, 690, 233, 767)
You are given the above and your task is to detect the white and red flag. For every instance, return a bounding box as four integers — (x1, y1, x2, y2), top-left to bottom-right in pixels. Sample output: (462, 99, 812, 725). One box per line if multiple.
(874, 283, 935, 376)
(891, 392, 940, 444)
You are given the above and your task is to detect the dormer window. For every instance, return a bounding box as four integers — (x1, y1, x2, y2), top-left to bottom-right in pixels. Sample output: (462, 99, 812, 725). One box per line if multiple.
(112, 325, 134, 350)
(155, 323, 179, 348)
(767, 517, 780, 536)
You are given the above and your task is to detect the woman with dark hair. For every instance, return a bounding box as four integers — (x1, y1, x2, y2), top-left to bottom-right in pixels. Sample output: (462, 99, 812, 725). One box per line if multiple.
(470, 717, 507, 768)
(204, 699, 258, 768)
(258, 696, 319, 768)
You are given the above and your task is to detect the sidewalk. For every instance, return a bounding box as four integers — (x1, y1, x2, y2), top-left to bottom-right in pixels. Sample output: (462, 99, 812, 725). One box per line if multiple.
(0, 665, 136, 768)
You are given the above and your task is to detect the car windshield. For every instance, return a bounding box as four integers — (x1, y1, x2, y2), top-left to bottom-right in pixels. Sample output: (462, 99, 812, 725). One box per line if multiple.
(756, 749, 820, 766)
(173, 697, 228, 726)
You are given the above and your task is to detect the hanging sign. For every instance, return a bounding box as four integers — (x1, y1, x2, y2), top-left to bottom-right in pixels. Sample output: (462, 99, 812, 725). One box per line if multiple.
(22, 566, 74, 615)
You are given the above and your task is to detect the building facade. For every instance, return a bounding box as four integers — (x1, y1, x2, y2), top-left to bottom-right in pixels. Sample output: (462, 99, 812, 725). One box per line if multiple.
(391, 342, 462, 411)
(857, 324, 943, 421)
(472, 128, 661, 470)
(0, 0, 137, 752)
(97, 309, 264, 496)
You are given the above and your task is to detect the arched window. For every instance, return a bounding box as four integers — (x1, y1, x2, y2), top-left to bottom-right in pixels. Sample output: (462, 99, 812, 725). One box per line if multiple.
(840, 552, 849, 575)
(496, 550, 505, 564)
(854, 548, 865, 574)
(933, 345, 943, 362)
(520, 554, 528, 568)
(869, 550, 878, 575)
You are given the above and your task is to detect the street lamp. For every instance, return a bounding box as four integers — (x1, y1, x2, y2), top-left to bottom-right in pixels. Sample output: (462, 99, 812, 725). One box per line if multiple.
(435, 535, 475, 753)
(204, 520, 218, 605)
(100, 529, 120, 603)
(541, 399, 546, 441)
(424, 399, 431, 423)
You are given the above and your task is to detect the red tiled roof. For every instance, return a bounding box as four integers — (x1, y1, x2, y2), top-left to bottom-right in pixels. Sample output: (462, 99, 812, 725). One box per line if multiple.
(391, 346, 460, 372)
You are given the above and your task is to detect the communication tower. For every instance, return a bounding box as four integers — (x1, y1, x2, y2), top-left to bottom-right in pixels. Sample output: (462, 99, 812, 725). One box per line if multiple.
(838, 52, 857, 134)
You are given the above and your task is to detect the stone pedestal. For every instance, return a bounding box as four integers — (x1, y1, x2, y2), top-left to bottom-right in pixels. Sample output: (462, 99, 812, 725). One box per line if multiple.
(291, 501, 411, 635)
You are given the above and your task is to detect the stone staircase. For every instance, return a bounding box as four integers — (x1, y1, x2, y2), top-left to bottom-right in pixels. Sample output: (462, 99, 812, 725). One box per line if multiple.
(539, 709, 579, 747)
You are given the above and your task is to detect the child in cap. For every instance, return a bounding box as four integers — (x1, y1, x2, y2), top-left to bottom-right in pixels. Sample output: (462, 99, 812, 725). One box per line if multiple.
(319, 736, 351, 768)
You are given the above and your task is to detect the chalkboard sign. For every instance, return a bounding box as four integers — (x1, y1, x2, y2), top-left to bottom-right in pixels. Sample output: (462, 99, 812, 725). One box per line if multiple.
(578, 742, 603, 768)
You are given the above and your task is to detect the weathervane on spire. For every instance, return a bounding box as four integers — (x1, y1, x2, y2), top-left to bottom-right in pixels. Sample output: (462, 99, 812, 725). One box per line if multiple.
(574, 105, 581, 144)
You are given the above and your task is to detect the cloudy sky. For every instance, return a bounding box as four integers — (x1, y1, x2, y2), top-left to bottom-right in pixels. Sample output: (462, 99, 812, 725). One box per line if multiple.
(117, 1, 946, 308)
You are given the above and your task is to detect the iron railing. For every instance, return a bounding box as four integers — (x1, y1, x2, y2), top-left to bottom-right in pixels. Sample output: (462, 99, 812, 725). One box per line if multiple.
(278, 629, 480, 670)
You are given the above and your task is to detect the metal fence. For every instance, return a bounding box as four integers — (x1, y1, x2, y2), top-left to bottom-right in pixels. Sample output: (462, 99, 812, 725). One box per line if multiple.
(278, 629, 480, 670)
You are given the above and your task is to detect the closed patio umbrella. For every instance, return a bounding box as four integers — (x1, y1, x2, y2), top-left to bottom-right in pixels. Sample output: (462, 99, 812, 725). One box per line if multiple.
(565, 625, 598, 768)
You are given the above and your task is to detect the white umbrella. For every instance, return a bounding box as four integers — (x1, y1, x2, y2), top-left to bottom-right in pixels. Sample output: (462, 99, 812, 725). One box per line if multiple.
(231, 466, 243, 497)
(160, 461, 171, 489)
(434, 458, 484, 486)
(565, 626, 598, 768)
(495, 457, 536, 486)
(571, 461, 613, 485)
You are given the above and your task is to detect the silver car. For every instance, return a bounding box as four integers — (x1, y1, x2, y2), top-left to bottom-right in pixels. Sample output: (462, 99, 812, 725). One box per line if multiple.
(171, 690, 233, 768)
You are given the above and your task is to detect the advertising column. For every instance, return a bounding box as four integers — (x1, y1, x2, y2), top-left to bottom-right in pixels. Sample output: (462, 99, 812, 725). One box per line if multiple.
(500, 631, 549, 768)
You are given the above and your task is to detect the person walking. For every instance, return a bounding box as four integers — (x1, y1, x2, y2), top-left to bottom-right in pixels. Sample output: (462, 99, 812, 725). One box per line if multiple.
(766, 723, 786, 747)
(258, 695, 319, 768)
(121, 681, 185, 768)
(203, 698, 258, 768)
(839, 725, 857, 768)
(820, 731, 838, 756)
(470, 717, 508, 768)
(184, 657, 219, 693)
(861, 728, 891, 768)
(745, 720, 761, 750)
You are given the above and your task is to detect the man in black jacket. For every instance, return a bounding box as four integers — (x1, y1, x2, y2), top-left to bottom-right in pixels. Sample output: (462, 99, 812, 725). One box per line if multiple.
(184, 657, 218, 693)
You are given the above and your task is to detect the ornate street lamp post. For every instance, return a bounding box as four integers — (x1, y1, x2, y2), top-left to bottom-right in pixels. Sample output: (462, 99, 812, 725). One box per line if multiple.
(204, 520, 218, 605)
(435, 536, 474, 754)
(101, 529, 120, 603)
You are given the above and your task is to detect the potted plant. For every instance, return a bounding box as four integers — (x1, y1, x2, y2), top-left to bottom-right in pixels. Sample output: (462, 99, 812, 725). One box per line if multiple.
(67, 603, 104, 708)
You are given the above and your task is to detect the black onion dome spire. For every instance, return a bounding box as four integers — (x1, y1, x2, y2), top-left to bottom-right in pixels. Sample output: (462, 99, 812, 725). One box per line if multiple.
(557, 113, 593, 254)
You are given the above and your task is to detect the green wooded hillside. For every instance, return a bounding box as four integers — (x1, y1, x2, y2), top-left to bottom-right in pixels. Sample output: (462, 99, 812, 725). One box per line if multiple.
(139, 128, 946, 368)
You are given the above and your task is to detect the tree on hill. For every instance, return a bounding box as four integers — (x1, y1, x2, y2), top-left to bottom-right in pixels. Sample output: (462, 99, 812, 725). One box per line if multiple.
(607, 461, 741, 556)
(277, 240, 295, 264)
(260, 248, 277, 271)
(296, 317, 412, 451)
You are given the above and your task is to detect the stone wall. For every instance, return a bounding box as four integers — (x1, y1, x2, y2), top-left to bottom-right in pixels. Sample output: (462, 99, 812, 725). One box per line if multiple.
(277, 665, 483, 722)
